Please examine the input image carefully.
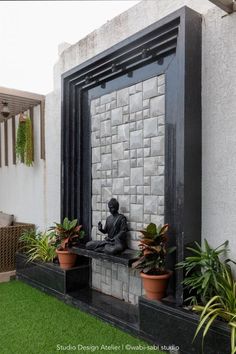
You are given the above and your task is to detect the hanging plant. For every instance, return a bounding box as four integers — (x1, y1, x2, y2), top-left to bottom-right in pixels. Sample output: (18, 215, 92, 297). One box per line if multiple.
(16, 114, 33, 166)
(16, 115, 26, 162)
(25, 117, 33, 166)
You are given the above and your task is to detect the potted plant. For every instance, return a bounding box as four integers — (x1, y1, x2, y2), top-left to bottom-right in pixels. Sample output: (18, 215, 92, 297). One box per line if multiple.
(132, 223, 175, 300)
(51, 217, 85, 270)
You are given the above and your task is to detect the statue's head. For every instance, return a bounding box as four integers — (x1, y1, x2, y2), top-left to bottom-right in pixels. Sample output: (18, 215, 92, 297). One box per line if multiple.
(108, 198, 119, 215)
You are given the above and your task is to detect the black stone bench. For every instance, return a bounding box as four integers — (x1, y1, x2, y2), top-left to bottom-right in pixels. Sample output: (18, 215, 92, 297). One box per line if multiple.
(69, 245, 138, 267)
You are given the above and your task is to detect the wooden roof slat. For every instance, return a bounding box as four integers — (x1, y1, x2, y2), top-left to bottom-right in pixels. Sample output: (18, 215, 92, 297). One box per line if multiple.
(0, 86, 45, 119)
(0, 86, 45, 102)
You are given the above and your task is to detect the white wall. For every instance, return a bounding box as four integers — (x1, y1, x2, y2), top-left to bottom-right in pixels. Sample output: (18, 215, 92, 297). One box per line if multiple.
(1, 0, 236, 262)
(202, 8, 236, 260)
(0, 107, 46, 229)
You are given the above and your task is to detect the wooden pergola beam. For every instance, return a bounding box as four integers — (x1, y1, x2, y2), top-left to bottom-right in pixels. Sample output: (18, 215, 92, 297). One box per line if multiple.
(209, 0, 234, 13)
(0, 86, 45, 102)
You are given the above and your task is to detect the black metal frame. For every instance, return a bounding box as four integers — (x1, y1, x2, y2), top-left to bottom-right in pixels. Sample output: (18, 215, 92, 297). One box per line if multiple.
(61, 6, 202, 304)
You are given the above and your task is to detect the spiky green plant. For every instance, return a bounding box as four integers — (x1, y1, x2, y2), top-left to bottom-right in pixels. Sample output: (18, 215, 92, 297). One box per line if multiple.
(20, 229, 56, 262)
(193, 264, 236, 354)
(177, 239, 232, 305)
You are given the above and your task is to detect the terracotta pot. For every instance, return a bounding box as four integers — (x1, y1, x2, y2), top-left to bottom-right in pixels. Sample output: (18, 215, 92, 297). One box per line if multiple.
(56, 249, 77, 270)
(140, 270, 172, 301)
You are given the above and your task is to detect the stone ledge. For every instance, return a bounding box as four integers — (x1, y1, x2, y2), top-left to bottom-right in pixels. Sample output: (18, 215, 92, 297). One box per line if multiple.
(70, 245, 138, 267)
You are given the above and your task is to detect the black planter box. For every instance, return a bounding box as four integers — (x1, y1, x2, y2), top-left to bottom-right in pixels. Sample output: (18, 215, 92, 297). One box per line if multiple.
(139, 297, 231, 354)
(16, 252, 89, 298)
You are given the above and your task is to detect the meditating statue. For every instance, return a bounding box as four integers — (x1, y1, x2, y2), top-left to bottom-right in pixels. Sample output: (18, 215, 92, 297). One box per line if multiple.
(86, 198, 128, 255)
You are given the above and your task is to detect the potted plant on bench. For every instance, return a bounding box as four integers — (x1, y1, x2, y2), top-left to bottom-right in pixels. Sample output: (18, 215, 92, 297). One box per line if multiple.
(132, 223, 175, 301)
(51, 217, 85, 270)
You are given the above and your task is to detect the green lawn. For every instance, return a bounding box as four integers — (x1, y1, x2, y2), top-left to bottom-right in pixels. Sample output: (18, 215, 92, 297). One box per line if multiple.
(0, 280, 164, 354)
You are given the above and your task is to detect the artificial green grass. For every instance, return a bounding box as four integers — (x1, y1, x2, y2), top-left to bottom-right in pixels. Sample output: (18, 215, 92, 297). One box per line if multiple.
(0, 280, 165, 354)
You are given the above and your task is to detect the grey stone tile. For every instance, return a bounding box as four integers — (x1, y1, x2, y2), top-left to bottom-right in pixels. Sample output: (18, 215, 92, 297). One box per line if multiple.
(144, 117, 158, 138)
(118, 195, 130, 213)
(158, 115, 165, 125)
(112, 178, 124, 194)
(137, 186, 144, 194)
(112, 142, 124, 160)
(136, 120, 143, 130)
(111, 279, 123, 299)
(129, 274, 142, 296)
(111, 107, 123, 126)
(100, 120, 111, 137)
(101, 186, 112, 202)
(151, 176, 165, 195)
(118, 159, 130, 178)
(143, 76, 158, 99)
(143, 147, 151, 157)
(117, 87, 129, 107)
(143, 109, 150, 119)
(144, 138, 151, 148)
(150, 95, 165, 116)
(110, 100, 116, 110)
(117, 265, 129, 283)
(117, 124, 129, 142)
(151, 136, 165, 156)
(131, 159, 137, 168)
(131, 167, 144, 186)
(92, 147, 101, 163)
(130, 130, 143, 149)
(130, 195, 136, 204)
(123, 105, 129, 114)
(101, 153, 111, 170)
(130, 92, 143, 113)
(137, 158, 143, 167)
(101, 282, 111, 295)
(144, 195, 158, 214)
(144, 157, 158, 176)
(91, 114, 100, 132)
(135, 111, 143, 121)
(130, 204, 143, 222)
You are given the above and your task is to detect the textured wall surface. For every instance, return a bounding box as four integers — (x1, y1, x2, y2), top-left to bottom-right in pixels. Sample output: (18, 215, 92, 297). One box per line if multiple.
(90, 75, 165, 304)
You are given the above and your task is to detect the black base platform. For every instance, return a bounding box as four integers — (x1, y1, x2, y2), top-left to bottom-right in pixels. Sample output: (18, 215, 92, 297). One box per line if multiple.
(65, 288, 139, 335)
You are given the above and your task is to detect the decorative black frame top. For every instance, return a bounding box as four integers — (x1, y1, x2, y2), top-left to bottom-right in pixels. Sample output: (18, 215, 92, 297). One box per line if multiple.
(61, 6, 202, 304)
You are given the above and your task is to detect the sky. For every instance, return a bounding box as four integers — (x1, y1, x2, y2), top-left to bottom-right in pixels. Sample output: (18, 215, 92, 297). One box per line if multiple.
(0, 1, 140, 95)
